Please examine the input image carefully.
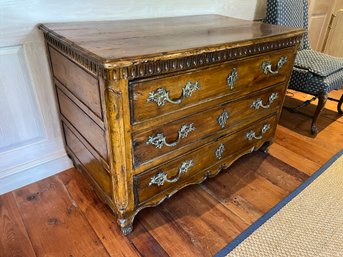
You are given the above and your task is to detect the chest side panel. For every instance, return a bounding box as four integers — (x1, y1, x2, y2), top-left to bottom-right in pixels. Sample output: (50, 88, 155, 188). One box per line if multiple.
(46, 45, 112, 202)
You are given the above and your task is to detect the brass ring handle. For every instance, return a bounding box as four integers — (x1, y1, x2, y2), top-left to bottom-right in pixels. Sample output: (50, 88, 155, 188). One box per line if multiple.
(246, 124, 271, 141)
(261, 56, 287, 74)
(149, 160, 194, 187)
(251, 92, 279, 110)
(146, 123, 195, 149)
(147, 81, 200, 106)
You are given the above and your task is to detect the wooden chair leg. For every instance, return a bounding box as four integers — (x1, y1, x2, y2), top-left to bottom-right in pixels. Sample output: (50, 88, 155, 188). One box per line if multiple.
(338, 94, 343, 115)
(311, 92, 328, 135)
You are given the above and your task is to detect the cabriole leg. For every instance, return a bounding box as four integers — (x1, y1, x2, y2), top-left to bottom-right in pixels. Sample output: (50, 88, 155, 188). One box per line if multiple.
(259, 141, 271, 153)
(337, 94, 343, 115)
(311, 92, 328, 135)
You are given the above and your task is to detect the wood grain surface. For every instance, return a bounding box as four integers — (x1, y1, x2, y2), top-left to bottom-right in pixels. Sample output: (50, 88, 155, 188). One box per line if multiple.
(130, 48, 294, 123)
(133, 84, 285, 167)
(0, 193, 36, 257)
(39, 15, 303, 61)
(12, 176, 111, 257)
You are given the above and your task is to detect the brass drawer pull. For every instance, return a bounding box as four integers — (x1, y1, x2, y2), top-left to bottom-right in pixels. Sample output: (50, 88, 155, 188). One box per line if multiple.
(215, 143, 225, 160)
(246, 124, 271, 141)
(218, 110, 229, 128)
(147, 81, 200, 106)
(146, 123, 195, 149)
(227, 68, 238, 89)
(261, 56, 287, 74)
(251, 92, 279, 109)
(149, 160, 194, 187)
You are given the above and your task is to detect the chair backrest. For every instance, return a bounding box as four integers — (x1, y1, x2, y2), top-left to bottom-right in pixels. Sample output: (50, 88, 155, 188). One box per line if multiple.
(264, 0, 310, 50)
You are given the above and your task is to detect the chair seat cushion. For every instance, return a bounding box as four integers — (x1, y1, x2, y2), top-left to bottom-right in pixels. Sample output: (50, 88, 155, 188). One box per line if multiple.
(289, 66, 343, 94)
(295, 49, 343, 77)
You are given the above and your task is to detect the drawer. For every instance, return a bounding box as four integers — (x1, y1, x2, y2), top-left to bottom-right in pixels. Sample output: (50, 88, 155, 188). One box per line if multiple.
(130, 47, 294, 124)
(134, 114, 277, 205)
(133, 84, 285, 167)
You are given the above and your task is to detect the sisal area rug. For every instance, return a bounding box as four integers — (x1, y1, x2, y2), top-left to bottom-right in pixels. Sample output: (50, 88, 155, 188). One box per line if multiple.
(216, 150, 343, 257)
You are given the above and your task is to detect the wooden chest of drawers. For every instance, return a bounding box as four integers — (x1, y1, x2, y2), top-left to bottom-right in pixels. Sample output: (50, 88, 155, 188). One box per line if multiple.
(39, 15, 304, 235)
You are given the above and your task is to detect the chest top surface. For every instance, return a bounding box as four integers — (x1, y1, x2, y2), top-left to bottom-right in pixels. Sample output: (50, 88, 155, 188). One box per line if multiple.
(39, 15, 304, 64)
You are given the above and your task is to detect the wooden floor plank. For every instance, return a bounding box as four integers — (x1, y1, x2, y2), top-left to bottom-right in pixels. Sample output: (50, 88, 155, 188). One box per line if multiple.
(127, 220, 170, 257)
(138, 186, 248, 257)
(275, 125, 339, 167)
(60, 169, 172, 257)
(279, 109, 343, 146)
(222, 171, 286, 213)
(135, 205, 206, 257)
(163, 187, 249, 255)
(255, 160, 308, 192)
(200, 164, 265, 225)
(202, 152, 303, 224)
(269, 143, 320, 175)
(217, 193, 264, 225)
(0, 193, 36, 257)
(285, 89, 343, 124)
(58, 169, 143, 257)
(13, 176, 110, 257)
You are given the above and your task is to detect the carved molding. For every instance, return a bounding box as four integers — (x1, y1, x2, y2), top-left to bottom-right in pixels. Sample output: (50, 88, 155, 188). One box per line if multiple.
(126, 35, 302, 79)
(42, 29, 302, 81)
(42, 31, 103, 76)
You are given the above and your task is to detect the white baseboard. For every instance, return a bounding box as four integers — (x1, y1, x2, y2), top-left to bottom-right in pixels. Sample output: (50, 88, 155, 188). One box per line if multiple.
(0, 154, 73, 195)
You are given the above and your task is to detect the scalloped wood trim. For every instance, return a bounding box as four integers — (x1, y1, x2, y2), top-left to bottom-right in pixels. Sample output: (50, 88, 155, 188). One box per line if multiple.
(124, 141, 269, 231)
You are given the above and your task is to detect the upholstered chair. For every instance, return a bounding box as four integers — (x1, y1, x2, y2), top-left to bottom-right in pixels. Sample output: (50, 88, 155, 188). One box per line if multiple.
(265, 0, 343, 135)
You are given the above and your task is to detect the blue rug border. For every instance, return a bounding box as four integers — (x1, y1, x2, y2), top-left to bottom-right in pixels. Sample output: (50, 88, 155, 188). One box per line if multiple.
(215, 149, 343, 257)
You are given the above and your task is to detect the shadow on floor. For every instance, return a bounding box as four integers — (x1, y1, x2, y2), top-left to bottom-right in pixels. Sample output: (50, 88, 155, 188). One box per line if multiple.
(279, 94, 342, 138)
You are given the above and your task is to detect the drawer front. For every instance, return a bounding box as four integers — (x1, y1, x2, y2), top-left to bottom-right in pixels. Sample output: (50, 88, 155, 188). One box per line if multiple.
(130, 48, 294, 123)
(134, 114, 277, 205)
(133, 84, 285, 167)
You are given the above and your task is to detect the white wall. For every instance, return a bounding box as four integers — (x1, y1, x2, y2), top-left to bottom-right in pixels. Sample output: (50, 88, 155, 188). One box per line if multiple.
(0, 0, 266, 194)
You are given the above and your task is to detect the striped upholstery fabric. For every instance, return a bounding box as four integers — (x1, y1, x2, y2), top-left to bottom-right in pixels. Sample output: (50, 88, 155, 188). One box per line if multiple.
(265, 0, 343, 95)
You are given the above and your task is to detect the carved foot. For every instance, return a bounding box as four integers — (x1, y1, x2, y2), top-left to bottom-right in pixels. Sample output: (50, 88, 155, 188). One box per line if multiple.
(120, 224, 133, 236)
(261, 147, 269, 154)
(118, 216, 134, 236)
(338, 94, 343, 115)
(259, 141, 271, 153)
(311, 124, 318, 135)
(310, 92, 327, 136)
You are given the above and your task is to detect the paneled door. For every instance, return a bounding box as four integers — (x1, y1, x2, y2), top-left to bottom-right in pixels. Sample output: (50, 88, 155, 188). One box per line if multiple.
(322, 1, 343, 57)
(308, 0, 343, 56)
